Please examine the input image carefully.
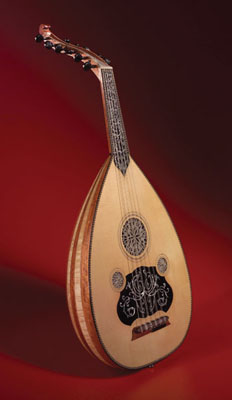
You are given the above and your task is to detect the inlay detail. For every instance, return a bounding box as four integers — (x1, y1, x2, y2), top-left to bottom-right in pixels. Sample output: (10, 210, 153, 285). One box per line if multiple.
(101, 69, 130, 175)
(117, 266, 173, 326)
(122, 217, 147, 257)
(157, 256, 168, 274)
(112, 271, 125, 290)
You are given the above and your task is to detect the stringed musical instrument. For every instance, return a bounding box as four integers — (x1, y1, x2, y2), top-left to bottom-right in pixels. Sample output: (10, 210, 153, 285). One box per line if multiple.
(35, 24, 192, 369)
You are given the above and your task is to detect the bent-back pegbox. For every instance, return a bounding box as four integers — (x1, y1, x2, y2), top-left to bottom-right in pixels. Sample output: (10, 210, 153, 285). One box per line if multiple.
(35, 24, 192, 369)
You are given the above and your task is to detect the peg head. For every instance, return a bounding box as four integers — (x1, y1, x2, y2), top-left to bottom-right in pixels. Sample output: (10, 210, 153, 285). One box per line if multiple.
(36, 24, 113, 73)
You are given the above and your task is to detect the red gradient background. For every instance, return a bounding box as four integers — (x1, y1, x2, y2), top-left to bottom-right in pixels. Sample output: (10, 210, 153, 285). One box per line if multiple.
(0, 2, 232, 399)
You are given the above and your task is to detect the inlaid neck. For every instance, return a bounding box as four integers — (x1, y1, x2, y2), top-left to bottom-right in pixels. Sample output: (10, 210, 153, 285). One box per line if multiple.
(100, 68, 130, 175)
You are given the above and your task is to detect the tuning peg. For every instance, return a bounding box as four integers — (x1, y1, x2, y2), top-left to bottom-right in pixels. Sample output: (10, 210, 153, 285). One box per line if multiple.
(65, 48, 75, 55)
(74, 53, 83, 62)
(35, 34, 44, 43)
(54, 44, 63, 53)
(64, 39, 70, 43)
(44, 40, 53, 49)
(83, 61, 96, 71)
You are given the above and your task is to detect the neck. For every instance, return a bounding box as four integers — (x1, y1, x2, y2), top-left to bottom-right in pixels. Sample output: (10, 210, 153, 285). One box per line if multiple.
(100, 68, 130, 175)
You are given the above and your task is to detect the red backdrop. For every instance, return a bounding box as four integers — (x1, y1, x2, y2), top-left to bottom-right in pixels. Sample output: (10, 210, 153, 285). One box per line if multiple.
(0, 1, 231, 399)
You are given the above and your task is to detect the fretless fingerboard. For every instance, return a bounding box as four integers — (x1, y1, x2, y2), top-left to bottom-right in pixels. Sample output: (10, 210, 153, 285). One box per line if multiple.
(101, 69, 130, 175)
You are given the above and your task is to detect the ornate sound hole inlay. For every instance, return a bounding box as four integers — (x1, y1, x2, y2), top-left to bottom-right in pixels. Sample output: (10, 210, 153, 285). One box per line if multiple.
(122, 217, 147, 257)
(117, 266, 173, 326)
(157, 257, 168, 274)
(112, 271, 125, 290)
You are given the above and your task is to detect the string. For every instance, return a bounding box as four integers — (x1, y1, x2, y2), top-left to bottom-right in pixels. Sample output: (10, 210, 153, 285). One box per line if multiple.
(102, 69, 164, 355)
(127, 158, 163, 328)
(109, 66, 160, 331)
(112, 75, 163, 333)
(105, 70, 154, 339)
(126, 159, 159, 332)
(102, 69, 143, 335)
(101, 69, 132, 292)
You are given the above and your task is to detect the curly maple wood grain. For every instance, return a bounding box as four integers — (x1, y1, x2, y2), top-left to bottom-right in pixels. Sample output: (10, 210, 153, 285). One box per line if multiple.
(67, 157, 117, 367)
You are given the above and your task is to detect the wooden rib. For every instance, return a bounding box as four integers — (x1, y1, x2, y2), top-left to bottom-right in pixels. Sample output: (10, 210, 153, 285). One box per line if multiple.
(67, 157, 117, 367)
(80, 157, 117, 367)
(67, 167, 102, 356)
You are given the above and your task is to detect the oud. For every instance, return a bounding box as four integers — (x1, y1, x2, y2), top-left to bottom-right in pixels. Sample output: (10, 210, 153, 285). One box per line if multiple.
(35, 24, 192, 369)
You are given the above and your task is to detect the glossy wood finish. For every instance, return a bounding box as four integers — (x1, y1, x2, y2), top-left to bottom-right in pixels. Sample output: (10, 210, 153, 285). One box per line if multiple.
(67, 156, 191, 369)
(38, 24, 112, 81)
(38, 25, 190, 370)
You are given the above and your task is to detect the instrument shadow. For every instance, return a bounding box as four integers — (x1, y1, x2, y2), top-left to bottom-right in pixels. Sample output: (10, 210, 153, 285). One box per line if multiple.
(0, 266, 128, 378)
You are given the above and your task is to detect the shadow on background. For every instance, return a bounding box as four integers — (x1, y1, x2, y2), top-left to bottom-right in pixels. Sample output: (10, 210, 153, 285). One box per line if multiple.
(1, 250, 230, 381)
(0, 266, 128, 378)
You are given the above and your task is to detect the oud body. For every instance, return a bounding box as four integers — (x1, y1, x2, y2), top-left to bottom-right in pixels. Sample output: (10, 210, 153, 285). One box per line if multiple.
(67, 155, 191, 369)
(37, 25, 192, 369)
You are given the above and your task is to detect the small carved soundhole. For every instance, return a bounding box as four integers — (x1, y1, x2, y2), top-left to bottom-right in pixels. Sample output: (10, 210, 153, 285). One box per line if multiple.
(157, 257, 168, 274)
(122, 217, 147, 257)
(112, 271, 125, 290)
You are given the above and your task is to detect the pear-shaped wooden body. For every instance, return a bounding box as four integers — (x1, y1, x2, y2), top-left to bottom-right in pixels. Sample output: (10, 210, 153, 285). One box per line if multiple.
(67, 156, 192, 369)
